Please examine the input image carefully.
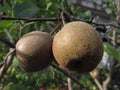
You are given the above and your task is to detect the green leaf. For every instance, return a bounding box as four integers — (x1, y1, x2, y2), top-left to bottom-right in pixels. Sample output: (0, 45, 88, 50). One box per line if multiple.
(0, 21, 13, 30)
(0, 2, 11, 14)
(12, 57, 19, 67)
(46, 2, 52, 10)
(116, 49, 120, 62)
(17, 0, 25, 3)
(83, 11, 91, 19)
(13, 2, 40, 17)
(4, 82, 16, 90)
(104, 43, 120, 62)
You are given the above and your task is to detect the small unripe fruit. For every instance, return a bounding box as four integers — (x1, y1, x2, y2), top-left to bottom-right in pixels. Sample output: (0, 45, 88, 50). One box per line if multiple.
(91, 70, 99, 78)
(16, 31, 53, 72)
(52, 21, 103, 73)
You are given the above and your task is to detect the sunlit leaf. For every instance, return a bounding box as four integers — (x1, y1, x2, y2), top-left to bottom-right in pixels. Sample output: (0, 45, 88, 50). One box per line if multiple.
(104, 43, 120, 62)
(0, 21, 13, 30)
(46, 2, 52, 10)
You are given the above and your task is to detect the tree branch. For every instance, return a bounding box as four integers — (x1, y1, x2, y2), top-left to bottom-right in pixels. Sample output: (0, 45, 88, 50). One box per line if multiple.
(0, 15, 59, 22)
(51, 62, 89, 90)
(1, 15, 120, 28)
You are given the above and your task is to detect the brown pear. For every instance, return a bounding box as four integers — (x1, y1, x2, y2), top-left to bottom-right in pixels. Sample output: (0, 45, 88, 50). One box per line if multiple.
(52, 21, 103, 73)
(16, 31, 53, 72)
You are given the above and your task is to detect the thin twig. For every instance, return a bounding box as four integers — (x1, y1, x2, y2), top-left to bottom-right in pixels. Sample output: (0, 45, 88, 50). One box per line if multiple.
(90, 72, 103, 90)
(0, 49, 15, 81)
(19, 21, 25, 38)
(50, 22, 62, 35)
(4, 29, 15, 44)
(61, 11, 66, 25)
(19, 22, 34, 38)
(103, 74, 111, 90)
(0, 36, 15, 48)
(67, 77, 73, 90)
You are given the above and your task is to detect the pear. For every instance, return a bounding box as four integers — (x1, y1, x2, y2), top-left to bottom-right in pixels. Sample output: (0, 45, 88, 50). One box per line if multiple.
(16, 31, 53, 72)
(52, 21, 103, 73)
